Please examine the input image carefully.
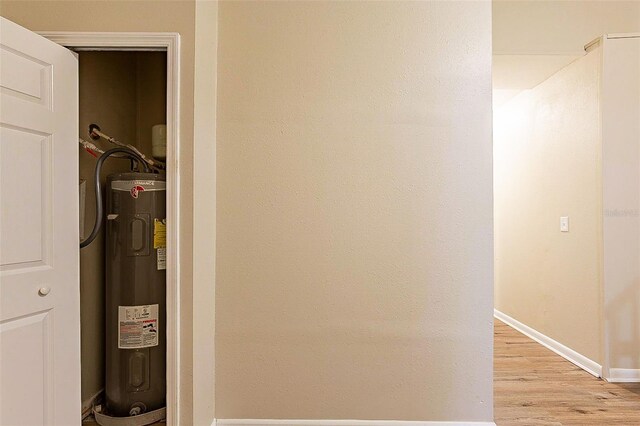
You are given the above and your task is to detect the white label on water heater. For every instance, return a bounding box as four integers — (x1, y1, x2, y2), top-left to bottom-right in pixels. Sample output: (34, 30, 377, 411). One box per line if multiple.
(157, 247, 166, 270)
(118, 304, 159, 349)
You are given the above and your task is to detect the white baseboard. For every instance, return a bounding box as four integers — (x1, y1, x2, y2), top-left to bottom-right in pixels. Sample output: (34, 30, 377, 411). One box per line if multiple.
(216, 420, 496, 426)
(494, 309, 602, 378)
(606, 368, 640, 383)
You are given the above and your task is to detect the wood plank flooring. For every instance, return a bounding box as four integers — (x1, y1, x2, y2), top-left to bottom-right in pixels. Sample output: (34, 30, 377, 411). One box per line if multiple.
(495, 319, 640, 425)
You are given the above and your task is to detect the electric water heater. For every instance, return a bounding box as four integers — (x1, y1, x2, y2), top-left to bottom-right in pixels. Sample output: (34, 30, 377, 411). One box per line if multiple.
(104, 172, 166, 417)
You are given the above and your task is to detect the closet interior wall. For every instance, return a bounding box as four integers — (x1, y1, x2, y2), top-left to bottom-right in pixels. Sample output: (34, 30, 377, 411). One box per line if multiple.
(78, 51, 167, 405)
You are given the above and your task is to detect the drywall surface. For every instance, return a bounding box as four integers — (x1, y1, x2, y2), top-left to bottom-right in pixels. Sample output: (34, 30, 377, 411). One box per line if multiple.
(135, 54, 168, 156)
(192, 0, 218, 423)
(494, 47, 603, 364)
(0, 2, 199, 422)
(216, 1, 493, 421)
(601, 36, 640, 373)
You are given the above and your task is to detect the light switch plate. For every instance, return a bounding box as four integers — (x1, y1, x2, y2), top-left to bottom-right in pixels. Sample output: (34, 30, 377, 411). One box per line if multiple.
(560, 216, 569, 232)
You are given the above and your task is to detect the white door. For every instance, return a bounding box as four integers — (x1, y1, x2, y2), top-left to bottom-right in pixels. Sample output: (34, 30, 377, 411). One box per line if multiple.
(0, 17, 80, 425)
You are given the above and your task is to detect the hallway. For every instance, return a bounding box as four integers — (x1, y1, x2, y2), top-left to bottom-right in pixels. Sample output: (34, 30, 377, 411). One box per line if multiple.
(495, 319, 640, 425)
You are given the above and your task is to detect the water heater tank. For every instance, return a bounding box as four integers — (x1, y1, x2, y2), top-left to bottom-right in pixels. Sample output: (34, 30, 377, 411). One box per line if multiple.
(104, 172, 166, 418)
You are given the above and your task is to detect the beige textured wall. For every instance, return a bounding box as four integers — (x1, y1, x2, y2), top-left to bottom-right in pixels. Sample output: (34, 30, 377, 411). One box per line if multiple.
(0, 1, 198, 422)
(494, 47, 603, 363)
(192, 0, 217, 423)
(136, 53, 168, 155)
(216, 1, 493, 421)
(601, 36, 640, 373)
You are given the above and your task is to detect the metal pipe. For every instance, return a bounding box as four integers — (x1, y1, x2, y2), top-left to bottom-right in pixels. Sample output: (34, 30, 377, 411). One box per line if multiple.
(80, 147, 150, 249)
(89, 125, 166, 170)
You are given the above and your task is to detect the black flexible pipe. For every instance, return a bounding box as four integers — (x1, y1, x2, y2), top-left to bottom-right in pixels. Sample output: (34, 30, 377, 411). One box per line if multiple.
(80, 147, 150, 249)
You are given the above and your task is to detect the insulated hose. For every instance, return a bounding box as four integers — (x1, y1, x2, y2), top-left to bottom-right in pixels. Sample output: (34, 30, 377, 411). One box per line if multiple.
(80, 147, 151, 249)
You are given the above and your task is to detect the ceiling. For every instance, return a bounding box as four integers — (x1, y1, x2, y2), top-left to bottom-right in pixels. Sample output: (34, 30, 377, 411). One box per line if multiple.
(492, 0, 640, 107)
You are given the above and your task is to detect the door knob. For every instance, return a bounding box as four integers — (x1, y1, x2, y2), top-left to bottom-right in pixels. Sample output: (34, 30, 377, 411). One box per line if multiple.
(38, 287, 51, 296)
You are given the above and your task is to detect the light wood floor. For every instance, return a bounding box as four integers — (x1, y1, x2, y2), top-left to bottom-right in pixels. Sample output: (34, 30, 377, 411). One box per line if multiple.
(495, 319, 640, 425)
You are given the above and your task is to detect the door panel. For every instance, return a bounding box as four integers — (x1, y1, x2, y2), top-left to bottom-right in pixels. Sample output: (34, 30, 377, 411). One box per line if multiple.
(0, 127, 50, 268)
(0, 311, 53, 425)
(0, 17, 80, 425)
(0, 44, 52, 108)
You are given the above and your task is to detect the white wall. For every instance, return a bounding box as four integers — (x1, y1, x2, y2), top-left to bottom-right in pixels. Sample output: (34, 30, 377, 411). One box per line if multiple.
(601, 36, 640, 376)
(216, 1, 493, 421)
(494, 47, 604, 364)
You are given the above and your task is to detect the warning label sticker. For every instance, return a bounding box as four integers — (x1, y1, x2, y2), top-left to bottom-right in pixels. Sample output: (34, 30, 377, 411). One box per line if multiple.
(157, 247, 166, 271)
(154, 219, 166, 249)
(118, 304, 159, 349)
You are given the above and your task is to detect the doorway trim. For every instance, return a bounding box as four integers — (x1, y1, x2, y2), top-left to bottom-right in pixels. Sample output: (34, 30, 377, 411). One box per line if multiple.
(38, 31, 182, 426)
